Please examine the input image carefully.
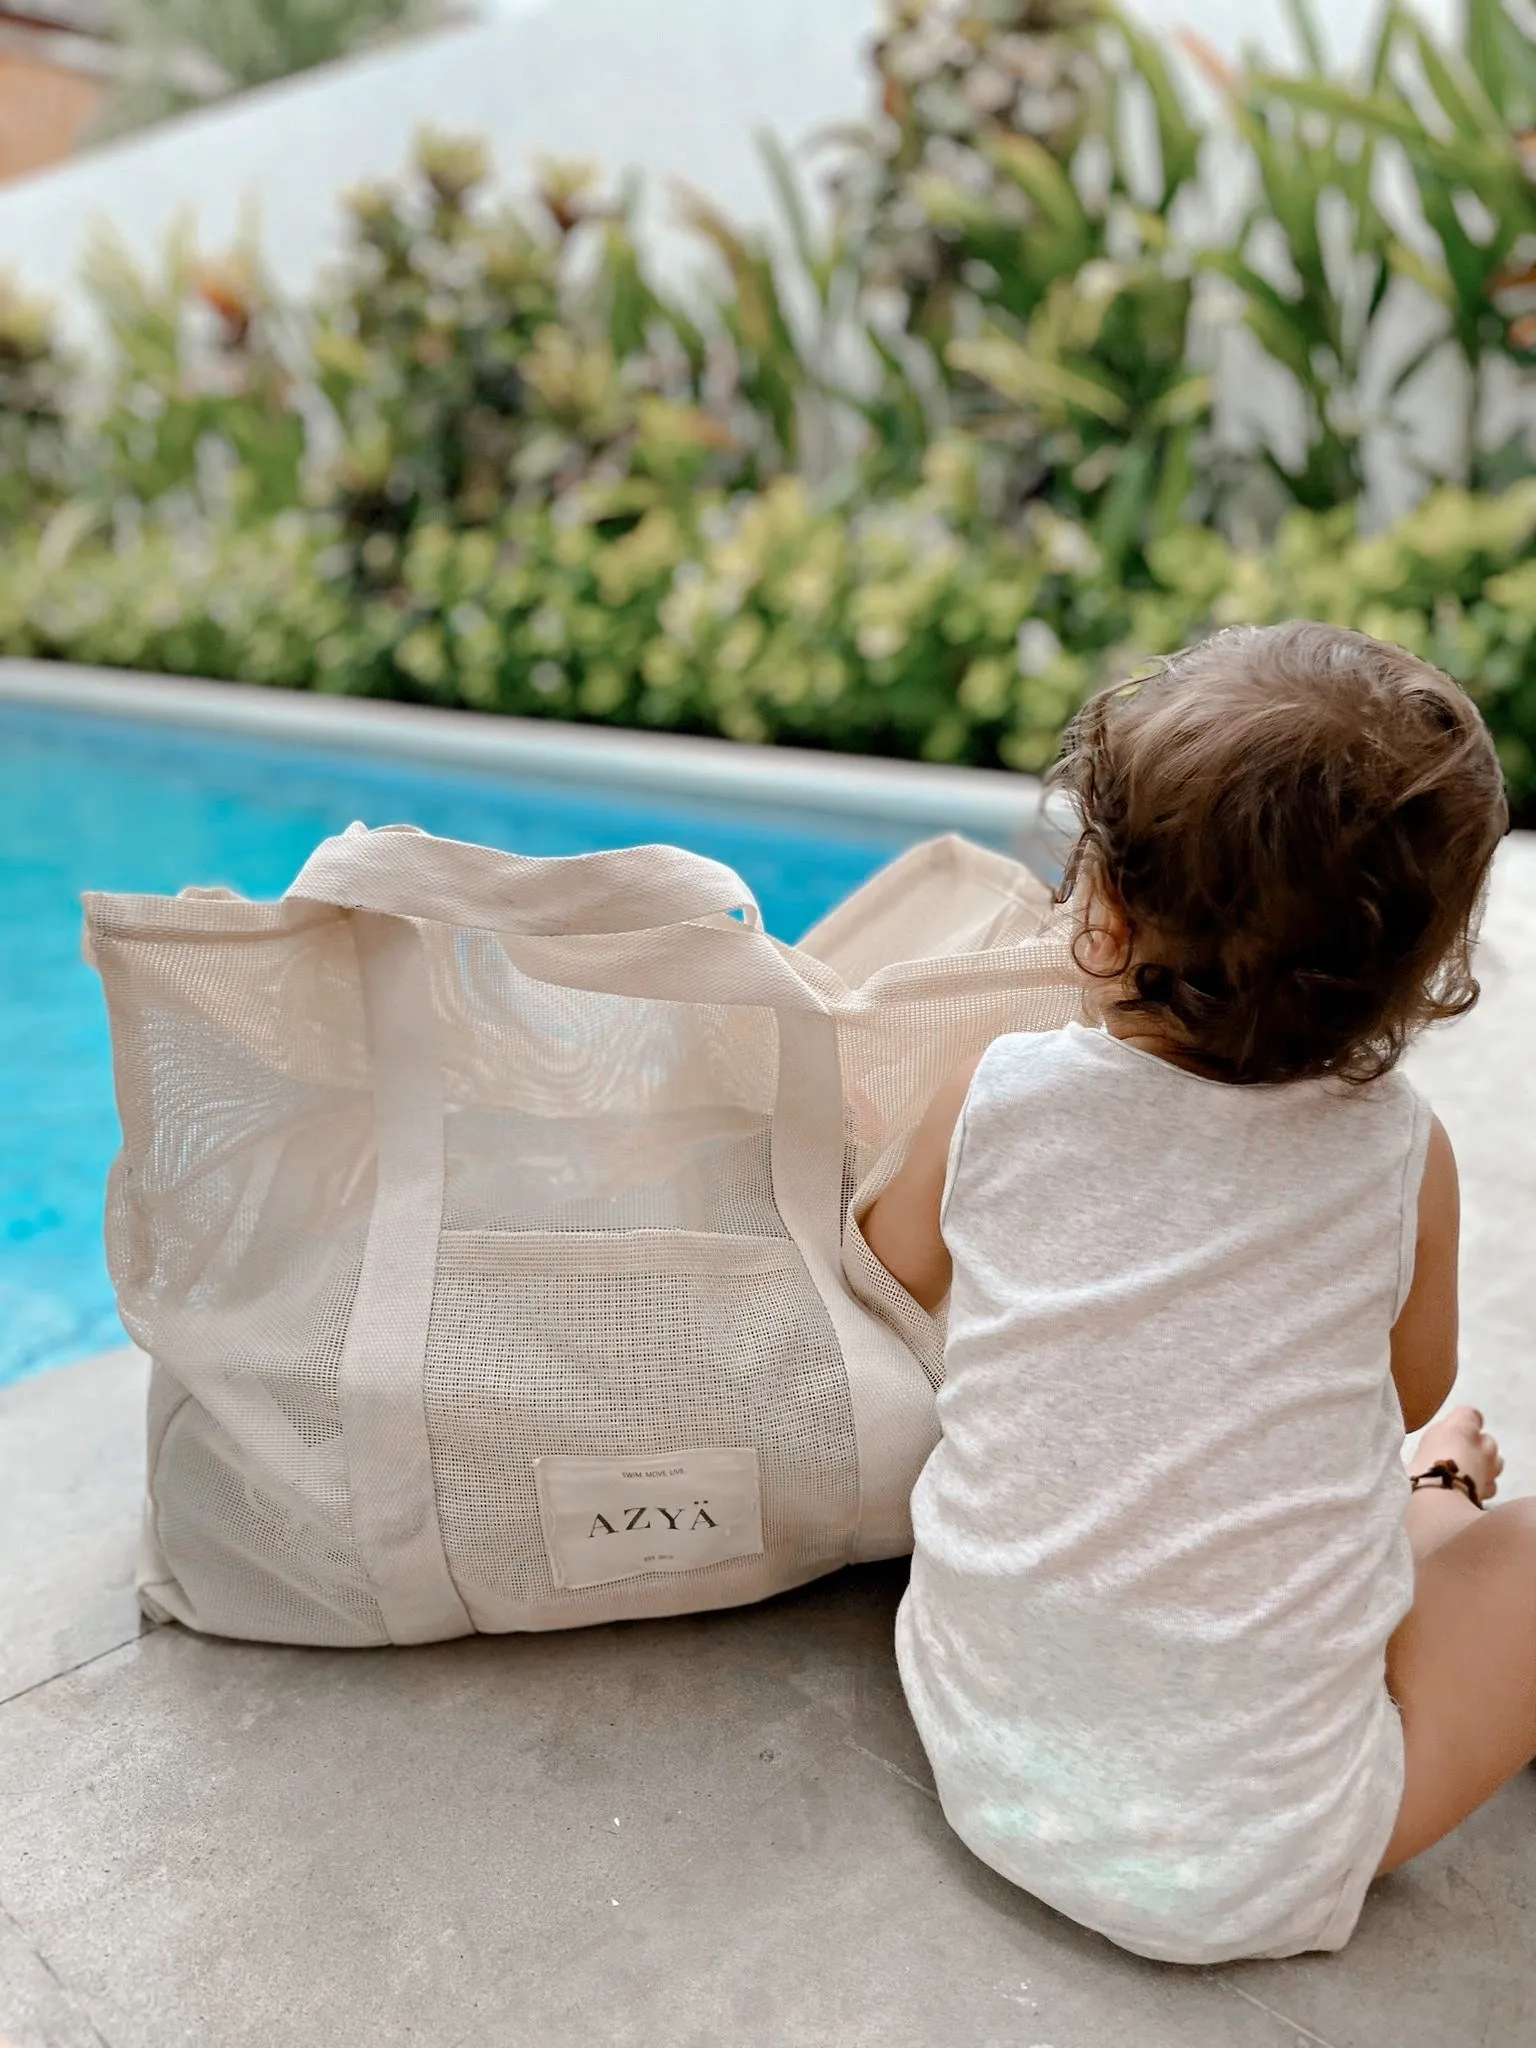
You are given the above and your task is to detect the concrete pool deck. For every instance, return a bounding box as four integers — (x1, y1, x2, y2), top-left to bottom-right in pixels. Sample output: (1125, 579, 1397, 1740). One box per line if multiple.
(2, 832, 1533, 2048)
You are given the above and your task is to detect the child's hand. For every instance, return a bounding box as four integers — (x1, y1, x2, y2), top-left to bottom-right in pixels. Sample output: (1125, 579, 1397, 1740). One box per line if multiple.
(1410, 1405, 1504, 1505)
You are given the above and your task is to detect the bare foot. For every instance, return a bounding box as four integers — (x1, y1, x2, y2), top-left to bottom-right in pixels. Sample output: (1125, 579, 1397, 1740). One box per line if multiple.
(1410, 1404, 1504, 1505)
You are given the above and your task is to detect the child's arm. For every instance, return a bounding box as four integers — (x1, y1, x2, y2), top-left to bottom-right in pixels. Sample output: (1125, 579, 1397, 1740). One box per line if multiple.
(859, 1056, 982, 1313)
(1390, 1114, 1460, 1435)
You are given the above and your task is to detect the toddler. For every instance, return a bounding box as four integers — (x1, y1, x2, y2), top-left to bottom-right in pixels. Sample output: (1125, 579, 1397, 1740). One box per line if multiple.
(863, 621, 1526, 1963)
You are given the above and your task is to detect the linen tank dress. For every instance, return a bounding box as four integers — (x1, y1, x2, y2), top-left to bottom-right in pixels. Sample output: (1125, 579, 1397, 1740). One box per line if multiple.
(895, 1021, 1428, 1963)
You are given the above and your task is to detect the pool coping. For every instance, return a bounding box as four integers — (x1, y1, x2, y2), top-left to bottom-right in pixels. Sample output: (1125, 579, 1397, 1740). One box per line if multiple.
(0, 659, 1058, 855)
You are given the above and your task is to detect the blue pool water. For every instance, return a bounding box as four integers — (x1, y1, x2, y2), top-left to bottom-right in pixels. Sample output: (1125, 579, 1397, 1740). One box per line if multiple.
(0, 699, 934, 1387)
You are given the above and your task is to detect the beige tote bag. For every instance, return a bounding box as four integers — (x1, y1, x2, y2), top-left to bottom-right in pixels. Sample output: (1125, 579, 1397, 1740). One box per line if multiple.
(85, 825, 1080, 1647)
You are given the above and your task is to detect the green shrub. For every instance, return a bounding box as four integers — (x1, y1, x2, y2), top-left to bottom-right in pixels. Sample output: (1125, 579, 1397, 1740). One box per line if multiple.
(843, 0, 1218, 566)
(94, 0, 449, 141)
(0, 279, 73, 535)
(848, 0, 1535, 521)
(1131, 482, 1536, 802)
(1186, 0, 1536, 504)
(6, 478, 1532, 821)
(0, 515, 349, 685)
(71, 227, 309, 524)
(313, 136, 777, 558)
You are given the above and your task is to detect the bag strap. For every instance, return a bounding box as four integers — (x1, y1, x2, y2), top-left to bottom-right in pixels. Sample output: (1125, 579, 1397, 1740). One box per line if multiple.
(287, 822, 840, 1018)
(287, 823, 763, 934)
(335, 913, 474, 1644)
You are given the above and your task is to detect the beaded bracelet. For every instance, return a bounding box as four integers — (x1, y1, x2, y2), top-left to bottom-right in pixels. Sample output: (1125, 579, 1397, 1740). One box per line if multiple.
(1408, 1458, 1483, 1509)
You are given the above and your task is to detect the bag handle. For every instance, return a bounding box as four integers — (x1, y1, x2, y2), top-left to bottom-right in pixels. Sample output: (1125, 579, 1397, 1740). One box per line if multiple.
(287, 823, 763, 935)
(287, 822, 838, 1017)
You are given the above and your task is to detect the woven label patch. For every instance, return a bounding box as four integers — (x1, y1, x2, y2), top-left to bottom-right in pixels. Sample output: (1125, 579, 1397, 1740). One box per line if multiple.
(533, 1448, 764, 1591)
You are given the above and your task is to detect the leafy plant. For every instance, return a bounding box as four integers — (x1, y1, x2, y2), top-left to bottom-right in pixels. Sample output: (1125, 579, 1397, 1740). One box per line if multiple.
(1188, 0, 1536, 501)
(94, 0, 451, 140)
(0, 512, 350, 687)
(824, 0, 1217, 573)
(76, 223, 308, 524)
(0, 277, 73, 536)
(1132, 479, 1536, 784)
(311, 133, 773, 579)
(671, 132, 864, 487)
(840, 0, 1534, 524)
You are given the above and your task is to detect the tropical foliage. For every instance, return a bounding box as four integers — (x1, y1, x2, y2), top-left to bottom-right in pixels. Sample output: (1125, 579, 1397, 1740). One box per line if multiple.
(94, 0, 448, 140)
(3, 0, 1532, 816)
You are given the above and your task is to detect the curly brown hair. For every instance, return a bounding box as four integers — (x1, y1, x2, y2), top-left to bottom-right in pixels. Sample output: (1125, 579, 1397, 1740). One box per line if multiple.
(1050, 622, 1509, 1085)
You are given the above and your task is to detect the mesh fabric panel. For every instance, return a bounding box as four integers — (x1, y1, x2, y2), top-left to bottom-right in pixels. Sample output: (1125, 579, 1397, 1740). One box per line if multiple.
(97, 910, 380, 1631)
(153, 1405, 387, 1645)
(424, 1232, 857, 1628)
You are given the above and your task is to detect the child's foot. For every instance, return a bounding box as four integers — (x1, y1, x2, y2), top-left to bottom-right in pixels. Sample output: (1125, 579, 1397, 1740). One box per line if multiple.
(1410, 1405, 1504, 1505)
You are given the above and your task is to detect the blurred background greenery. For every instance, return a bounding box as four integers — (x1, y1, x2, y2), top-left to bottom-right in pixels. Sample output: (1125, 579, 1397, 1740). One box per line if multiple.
(2, 0, 1533, 814)
(88, 0, 460, 143)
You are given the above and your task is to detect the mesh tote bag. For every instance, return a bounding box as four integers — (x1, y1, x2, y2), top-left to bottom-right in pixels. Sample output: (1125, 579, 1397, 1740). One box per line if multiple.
(85, 824, 1081, 1647)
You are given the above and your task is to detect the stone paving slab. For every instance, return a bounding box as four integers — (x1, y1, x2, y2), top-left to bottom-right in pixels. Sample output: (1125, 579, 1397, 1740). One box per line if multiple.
(0, 1570, 1301, 2048)
(0, 1350, 150, 1707)
(0, 1905, 108, 2048)
(1, 833, 1532, 2047)
(1, 1550, 1531, 2048)
(1406, 833, 1536, 1487)
(1228, 1767, 1536, 2048)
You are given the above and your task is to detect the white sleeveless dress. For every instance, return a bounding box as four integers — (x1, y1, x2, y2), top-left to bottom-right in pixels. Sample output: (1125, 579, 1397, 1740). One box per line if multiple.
(895, 1021, 1428, 1963)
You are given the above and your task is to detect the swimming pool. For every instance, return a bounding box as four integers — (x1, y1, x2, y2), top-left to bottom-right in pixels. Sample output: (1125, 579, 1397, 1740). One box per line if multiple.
(0, 694, 980, 1386)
